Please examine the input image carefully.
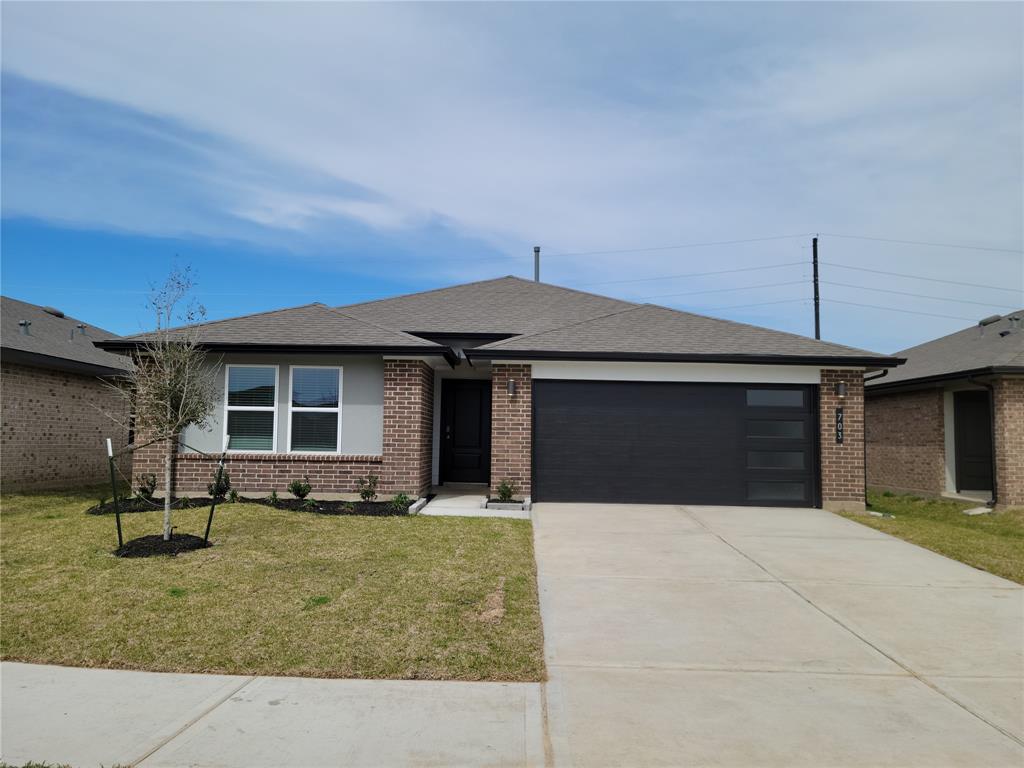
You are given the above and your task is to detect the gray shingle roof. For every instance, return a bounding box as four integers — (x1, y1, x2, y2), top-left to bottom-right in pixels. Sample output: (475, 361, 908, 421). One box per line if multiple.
(472, 303, 897, 363)
(1, 296, 129, 374)
(108, 303, 443, 350)
(868, 310, 1024, 387)
(339, 276, 634, 335)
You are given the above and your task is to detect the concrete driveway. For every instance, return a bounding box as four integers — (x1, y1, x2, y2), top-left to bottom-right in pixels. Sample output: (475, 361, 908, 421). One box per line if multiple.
(534, 503, 1023, 768)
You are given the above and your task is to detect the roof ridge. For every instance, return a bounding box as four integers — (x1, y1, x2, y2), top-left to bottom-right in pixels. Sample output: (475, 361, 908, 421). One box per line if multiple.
(638, 302, 879, 356)
(480, 304, 646, 349)
(337, 276, 524, 312)
(119, 302, 325, 340)
(498, 275, 639, 308)
(321, 305, 443, 347)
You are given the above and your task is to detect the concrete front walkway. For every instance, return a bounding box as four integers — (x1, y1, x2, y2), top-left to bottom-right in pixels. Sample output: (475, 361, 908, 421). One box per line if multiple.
(534, 503, 1024, 767)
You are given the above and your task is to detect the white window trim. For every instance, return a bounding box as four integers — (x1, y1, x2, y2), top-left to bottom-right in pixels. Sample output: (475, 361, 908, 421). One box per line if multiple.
(223, 364, 279, 453)
(288, 365, 343, 454)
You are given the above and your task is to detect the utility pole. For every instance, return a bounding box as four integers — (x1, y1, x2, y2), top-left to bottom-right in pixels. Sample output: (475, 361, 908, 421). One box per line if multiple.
(812, 235, 820, 339)
(534, 246, 541, 282)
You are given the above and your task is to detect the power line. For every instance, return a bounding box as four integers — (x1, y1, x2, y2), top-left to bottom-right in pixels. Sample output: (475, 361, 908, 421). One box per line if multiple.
(821, 281, 1018, 309)
(826, 298, 978, 322)
(821, 262, 1022, 295)
(578, 261, 805, 287)
(819, 232, 1023, 255)
(702, 298, 810, 311)
(545, 234, 812, 259)
(640, 280, 806, 300)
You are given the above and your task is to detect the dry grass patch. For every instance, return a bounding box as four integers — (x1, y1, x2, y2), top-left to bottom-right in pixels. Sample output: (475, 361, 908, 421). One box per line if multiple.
(842, 491, 1024, 584)
(0, 489, 544, 681)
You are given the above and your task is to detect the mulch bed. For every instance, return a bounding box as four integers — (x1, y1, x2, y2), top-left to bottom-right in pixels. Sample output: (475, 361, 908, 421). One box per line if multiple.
(115, 533, 211, 558)
(88, 496, 411, 517)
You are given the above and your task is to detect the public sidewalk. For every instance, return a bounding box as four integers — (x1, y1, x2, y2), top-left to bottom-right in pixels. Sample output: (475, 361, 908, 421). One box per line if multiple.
(0, 662, 546, 767)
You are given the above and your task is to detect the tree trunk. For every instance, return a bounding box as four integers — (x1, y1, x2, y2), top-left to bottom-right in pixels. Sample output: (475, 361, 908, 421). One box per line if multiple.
(163, 439, 173, 540)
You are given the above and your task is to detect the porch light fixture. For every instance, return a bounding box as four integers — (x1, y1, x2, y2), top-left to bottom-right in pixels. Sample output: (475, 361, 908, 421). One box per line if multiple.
(835, 381, 848, 399)
(507, 379, 517, 395)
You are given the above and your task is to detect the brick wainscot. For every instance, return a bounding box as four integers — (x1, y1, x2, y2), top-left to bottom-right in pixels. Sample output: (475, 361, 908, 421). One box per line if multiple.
(133, 359, 434, 498)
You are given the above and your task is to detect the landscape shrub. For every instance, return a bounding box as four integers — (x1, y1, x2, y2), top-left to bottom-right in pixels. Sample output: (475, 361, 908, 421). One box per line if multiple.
(390, 493, 412, 512)
(288, 476, 312, 499)
(356, 475, 379, 502)
(496, 479, 516, 503)
(207, 469, 231, 499)
(136, 473, 157, 501)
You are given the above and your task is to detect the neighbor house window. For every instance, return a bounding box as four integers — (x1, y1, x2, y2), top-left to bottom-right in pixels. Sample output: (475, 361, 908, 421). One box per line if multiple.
(289, 366, 342, 453)
(224, 365, 278, 451)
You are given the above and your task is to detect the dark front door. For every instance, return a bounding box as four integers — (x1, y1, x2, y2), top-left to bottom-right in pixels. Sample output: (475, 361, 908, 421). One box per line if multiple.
(954, 390, 993, 491)
(532, 380, 819, 506)
(440, 379, 492, 484)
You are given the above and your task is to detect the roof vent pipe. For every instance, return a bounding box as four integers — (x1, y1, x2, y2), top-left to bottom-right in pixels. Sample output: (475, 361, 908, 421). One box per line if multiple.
(18, 320, 31, 335)
(76, 323, 87, 335)
(533, 246, 541, 282)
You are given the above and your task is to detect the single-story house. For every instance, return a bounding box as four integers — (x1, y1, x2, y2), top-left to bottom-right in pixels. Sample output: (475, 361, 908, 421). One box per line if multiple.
(1, 296, 130, 491)
(99, 276, 901, 511)
(866, 310, 1023, 508)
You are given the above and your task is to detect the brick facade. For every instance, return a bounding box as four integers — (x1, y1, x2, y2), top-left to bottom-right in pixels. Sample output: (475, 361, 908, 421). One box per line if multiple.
(819, 369, 866, 511)
(993, 377, 1024, 508)
(1, 361, 130, 491)
(866, 388, 945, 497)
(490, 363, 532, 499)
(132, 358, 434, 498)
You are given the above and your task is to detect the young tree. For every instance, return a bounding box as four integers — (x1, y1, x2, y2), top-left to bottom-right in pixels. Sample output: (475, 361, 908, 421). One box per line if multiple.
(111, 267, 219, 540)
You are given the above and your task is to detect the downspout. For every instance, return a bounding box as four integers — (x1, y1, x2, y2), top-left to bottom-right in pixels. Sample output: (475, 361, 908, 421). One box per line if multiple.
(967, 374, 998, 507)
(861, 369, 888, 507)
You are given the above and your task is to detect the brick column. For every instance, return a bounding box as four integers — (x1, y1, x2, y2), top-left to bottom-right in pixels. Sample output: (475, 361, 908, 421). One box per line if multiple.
(992, 377, 1024, 508)
(820, 369, 866, 512)
(382, 359, 434, 496)
(490, 363, 532, 499)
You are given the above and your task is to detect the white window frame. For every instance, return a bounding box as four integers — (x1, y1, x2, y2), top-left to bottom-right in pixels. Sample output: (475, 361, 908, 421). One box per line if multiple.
(223, 364, 279, 453)
(288, 365, 343, 454)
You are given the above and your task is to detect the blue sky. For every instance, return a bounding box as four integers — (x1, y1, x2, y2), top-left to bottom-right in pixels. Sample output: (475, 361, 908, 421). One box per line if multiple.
(2, 2, 1021, 351)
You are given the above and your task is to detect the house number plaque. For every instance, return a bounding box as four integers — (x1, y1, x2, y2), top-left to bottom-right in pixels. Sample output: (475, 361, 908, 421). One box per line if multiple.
(835, 407, 845, 444)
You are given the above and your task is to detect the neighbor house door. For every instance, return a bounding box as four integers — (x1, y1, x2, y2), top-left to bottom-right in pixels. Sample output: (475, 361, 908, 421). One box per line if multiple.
(440, 379, 492, 484)
(954, 390, 994, 492)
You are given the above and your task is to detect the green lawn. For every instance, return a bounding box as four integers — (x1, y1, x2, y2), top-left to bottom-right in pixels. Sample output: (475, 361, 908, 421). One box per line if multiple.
(0, 489, 544, 681)
(841, 491, 1024, 584)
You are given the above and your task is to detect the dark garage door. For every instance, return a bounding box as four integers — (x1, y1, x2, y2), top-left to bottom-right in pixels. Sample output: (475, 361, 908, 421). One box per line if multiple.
(532, 380, 819, 506)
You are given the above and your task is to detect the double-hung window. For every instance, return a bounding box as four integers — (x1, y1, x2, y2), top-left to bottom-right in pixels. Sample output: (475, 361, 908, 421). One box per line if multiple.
(289, 366, 342, 453)
(224, 365, 278, 451)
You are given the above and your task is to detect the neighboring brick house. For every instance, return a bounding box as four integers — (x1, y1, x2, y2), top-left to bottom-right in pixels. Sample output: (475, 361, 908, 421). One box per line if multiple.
(1, 297, 130, 491)
(99, 277, 900, 511)
(866, 311, 1024, 508)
